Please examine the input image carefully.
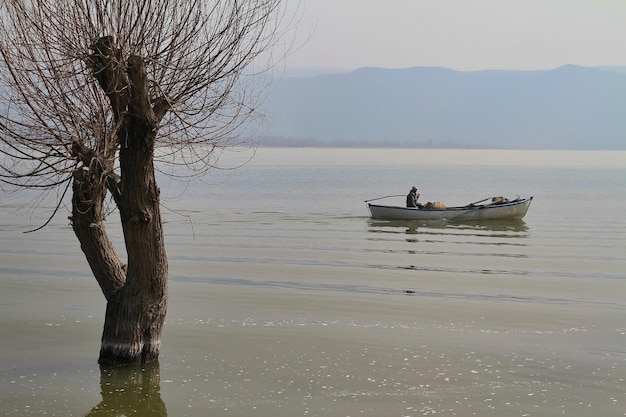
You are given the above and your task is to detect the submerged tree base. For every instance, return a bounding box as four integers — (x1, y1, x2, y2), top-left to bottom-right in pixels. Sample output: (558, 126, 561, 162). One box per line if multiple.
(99, 341, 161, 365)
(98, 290, 168, 365)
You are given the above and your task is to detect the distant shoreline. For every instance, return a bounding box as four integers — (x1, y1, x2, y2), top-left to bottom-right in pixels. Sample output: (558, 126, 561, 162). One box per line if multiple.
(254, 137, 622, 151)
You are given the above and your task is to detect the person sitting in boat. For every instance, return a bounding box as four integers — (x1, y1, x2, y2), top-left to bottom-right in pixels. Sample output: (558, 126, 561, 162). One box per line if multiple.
(406, 186, 423, 208)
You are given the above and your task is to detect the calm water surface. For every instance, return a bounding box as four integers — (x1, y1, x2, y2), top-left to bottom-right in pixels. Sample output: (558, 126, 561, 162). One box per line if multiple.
(1, 149, 625, 416)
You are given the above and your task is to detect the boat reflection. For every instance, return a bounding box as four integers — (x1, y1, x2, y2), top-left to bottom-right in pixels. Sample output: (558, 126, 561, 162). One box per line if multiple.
(368, 218, 529, 236)
(85, 361, 167, 417)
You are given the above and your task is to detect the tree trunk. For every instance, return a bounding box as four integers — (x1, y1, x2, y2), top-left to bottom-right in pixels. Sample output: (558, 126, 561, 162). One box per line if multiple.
(98, 54, 168, 365)
(72, 39, 169, 365)
(72, 141, 168, 365)
(98, 141, 168, 365)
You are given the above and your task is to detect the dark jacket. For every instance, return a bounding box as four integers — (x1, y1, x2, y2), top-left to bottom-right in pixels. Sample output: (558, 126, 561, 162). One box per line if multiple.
(406, 190, 420, 207)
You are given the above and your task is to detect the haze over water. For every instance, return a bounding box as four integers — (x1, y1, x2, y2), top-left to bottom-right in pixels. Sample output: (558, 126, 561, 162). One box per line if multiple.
(1, 148, 625, 416)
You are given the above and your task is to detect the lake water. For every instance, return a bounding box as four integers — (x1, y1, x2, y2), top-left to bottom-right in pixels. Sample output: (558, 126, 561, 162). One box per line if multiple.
(1, 148, 625, 417)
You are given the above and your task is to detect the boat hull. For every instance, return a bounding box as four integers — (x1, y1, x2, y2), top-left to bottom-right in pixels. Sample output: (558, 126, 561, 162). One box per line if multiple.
(367, 197, 533, 221)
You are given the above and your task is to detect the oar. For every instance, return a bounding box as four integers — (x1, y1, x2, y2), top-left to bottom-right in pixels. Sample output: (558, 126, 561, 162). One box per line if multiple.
(464, 197, 492, 207)
(447, 197, 494, 220)
(364, 194, 404, 203)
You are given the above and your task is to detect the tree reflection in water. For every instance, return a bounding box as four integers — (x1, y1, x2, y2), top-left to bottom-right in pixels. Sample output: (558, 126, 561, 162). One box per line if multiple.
(85, 361, 166, 417)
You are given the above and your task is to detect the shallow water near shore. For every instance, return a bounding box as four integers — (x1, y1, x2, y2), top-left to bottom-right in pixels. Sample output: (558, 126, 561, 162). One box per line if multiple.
(1, 148, 625, 416)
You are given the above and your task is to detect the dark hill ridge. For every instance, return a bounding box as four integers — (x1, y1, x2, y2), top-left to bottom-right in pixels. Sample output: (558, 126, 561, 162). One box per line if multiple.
(263, 65, 626, 149)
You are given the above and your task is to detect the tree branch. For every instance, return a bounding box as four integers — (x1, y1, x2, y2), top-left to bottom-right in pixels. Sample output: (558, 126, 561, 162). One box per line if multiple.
(89, 35, 129, 122)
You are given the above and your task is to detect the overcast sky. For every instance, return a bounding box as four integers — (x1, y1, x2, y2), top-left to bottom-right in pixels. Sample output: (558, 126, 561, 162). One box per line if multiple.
(284, 0, 626, 71)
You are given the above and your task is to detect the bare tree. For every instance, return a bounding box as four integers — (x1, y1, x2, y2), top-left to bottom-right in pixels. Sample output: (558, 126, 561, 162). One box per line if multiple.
(0, 0, 292, 364)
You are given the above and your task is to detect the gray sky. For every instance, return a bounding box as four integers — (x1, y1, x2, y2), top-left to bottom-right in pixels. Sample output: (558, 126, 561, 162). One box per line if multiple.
(285, 0, 626, 71)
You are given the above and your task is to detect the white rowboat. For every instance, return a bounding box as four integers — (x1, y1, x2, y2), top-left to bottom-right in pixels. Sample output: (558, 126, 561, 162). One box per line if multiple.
(367, 196, 533, 221)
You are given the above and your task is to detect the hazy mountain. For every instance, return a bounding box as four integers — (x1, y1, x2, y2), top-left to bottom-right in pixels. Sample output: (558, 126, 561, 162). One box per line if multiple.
(262, 65, 626, 149)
